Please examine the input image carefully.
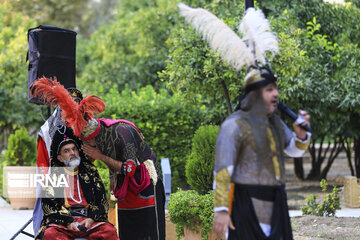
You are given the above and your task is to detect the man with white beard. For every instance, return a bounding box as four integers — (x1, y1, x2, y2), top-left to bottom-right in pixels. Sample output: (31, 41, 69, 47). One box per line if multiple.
(58, 143, 81, 169)
(35, 126, 118, 240)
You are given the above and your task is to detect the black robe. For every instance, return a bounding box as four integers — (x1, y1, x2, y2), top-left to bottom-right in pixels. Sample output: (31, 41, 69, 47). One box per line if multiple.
(229, 184, 293, 240)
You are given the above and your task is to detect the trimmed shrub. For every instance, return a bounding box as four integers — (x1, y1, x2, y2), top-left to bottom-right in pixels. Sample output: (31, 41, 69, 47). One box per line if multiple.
(186, 125, 219, 195)
(4, 128, 36, 166)
(167, 189, 214, 240)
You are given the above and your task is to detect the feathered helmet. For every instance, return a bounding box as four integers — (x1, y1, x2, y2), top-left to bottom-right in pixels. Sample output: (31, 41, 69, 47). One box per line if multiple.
(30, 77, 105, 139)
(178, 3, 279, 94)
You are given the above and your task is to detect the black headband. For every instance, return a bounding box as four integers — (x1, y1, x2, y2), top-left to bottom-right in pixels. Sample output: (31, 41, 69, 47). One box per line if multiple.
(244, 70, 277, 95)
(57, 138, 78, 155)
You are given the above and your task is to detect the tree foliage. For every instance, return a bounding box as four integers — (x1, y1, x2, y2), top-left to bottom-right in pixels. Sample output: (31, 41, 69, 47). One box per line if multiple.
(77, 0, 180, 93)
(161, 0, 360, 180)
(0, 1, 47, 141)
(3, 0, 360, 181)
(159, 1, 309, 124)
(159, 0, 246, 124)
(259, 0, 360, 43)
(9, 0, 119, 37)
(274, 13, 360, 179)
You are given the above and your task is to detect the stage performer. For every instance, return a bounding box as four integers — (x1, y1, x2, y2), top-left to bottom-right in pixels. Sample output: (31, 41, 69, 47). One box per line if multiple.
(36, 125, 118, 240)
(178, 4, 311, 240)
(33, 86, 83, 235)
(31, 78, 165, 240)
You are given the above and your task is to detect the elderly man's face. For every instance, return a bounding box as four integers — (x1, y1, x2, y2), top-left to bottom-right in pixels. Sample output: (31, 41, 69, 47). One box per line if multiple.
(262, 83, 279, 115)
(57, 143, 80, 168)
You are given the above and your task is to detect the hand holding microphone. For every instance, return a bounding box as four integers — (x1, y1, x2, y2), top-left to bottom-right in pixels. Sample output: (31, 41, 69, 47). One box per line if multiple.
(277, 103, 311, 132)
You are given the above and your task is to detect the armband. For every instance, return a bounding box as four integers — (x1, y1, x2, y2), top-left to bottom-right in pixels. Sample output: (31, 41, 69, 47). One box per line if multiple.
(121, 159, 136, 177)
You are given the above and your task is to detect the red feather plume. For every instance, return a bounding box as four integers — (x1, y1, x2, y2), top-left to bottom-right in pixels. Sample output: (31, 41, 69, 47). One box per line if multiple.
(31, 77, 62, 105)
(73, 96, 105, 136)
(31, 77, 79, 125)
(31, 77, 106, 137)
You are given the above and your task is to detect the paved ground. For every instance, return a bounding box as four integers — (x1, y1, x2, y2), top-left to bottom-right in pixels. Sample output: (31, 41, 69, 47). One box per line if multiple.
(0, 197, 33, 240)
(2, 196, 360, 240)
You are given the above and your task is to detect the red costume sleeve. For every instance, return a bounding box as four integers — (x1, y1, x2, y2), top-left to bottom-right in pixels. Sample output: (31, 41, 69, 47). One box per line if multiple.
(37, 137, 50, 168)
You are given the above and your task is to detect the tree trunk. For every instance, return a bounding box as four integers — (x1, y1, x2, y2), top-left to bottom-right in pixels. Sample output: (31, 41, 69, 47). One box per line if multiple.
(307, 160, 322, 180)
(320, 137, 344, 180)
(307, 138, 324, 180)
(343, 138, 355, 176)
(221, 80, 233, 115)
(355, 137, 360, 178)
(294, 157, 304, 180)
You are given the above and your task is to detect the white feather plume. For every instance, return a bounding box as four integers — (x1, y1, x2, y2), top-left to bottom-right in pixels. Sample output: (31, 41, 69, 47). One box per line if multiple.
(239, 8, 279, 65)
(178, 3, 254, 71)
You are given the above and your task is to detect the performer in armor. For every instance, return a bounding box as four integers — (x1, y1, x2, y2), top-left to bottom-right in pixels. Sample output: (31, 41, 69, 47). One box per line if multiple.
(31, 78, 165, 240)
(213, 67, 310, 239)
(178, 4, 311, 240)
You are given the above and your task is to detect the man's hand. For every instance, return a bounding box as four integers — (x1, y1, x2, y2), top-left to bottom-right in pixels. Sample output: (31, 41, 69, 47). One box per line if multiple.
(67, 222, 80, 232)
(79, 218, 94, 229)
(212, 211, 235, 239)
(293, 110, 310, 140)
(82, 144, 104, 161)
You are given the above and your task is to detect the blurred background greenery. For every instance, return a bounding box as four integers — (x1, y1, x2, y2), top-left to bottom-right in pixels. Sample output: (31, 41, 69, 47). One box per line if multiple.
(1, 0, 360, 195)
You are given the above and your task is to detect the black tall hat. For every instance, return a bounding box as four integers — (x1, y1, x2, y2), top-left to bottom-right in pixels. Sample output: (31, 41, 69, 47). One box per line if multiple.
(50, 125, 81, 166)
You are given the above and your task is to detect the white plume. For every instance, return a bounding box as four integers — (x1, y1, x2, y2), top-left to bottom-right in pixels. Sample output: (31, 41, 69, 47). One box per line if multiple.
(178, 3, 254, 71)
(239, 8, 279, 65)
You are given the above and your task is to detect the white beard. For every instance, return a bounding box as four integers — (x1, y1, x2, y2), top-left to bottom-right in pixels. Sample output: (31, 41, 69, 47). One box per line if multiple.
(62, 155, 81, 168)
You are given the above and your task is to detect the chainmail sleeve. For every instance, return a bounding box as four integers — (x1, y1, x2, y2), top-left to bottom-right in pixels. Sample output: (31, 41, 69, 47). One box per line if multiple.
(213, 115, 243, 212)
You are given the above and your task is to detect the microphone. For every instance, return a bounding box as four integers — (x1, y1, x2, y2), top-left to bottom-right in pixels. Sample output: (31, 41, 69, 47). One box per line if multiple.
(77, 225, 87, 232)
(277, 102, 311, 132)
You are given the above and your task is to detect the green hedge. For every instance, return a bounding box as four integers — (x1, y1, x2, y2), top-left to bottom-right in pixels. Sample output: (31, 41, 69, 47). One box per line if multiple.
(186, 125, 219, 195)
(92, 84, 205, 190)
(168, 189, 214, 240)
(4, 128, 36, 166)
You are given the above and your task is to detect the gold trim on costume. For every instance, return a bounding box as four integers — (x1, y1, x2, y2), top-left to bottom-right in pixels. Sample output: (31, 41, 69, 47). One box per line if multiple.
(64, 168, 78, 176)
(295, 139, 310, 150)
(267, 127, 280, 181)
(214, 168, 231, 208)
(64, 188, 70, 207)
